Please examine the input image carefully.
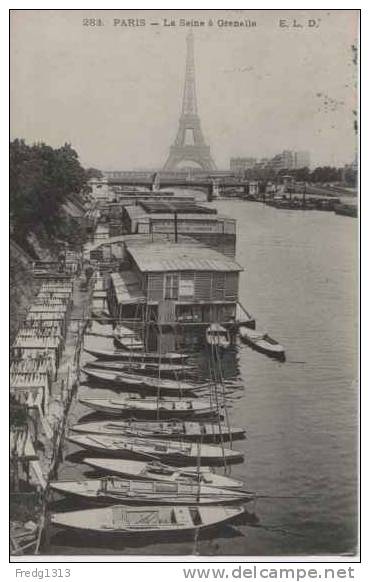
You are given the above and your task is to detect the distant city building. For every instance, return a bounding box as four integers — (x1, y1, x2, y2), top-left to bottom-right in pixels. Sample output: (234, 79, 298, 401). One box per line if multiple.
(293, 151, 311, 169)
(268, 150, 310, 171)
(230, 157, 257, 174)
(229, 151, 310, 175)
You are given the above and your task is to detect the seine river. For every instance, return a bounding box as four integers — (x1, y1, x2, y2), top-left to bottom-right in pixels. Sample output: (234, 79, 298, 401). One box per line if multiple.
(45, 196, 358, 557)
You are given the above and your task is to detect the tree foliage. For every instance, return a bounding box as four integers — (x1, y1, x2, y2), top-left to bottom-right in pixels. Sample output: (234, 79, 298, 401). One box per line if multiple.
(10, 139, 88, 239)
(85, 167, 103, 180)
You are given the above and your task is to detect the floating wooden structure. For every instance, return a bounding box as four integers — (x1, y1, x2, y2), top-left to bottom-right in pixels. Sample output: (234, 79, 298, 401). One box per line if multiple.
(107, 240, 243, 328)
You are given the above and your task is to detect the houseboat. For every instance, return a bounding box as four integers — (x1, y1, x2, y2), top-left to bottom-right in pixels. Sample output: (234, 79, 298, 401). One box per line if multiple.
(107, 241, 243, 340)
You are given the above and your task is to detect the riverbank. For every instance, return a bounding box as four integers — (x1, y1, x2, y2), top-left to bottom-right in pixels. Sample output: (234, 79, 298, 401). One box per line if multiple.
(10, 271, 91, 556)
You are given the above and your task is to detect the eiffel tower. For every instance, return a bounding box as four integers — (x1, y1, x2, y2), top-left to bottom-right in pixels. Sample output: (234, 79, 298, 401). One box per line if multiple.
(163, 32, 216, 171)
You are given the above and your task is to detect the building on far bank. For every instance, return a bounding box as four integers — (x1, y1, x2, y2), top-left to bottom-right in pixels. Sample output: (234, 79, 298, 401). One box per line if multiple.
(229, 151, 310, 175)
(268, 150, 310, 171)
(230, 157, 257, 174)
(293, 151, 311, 169)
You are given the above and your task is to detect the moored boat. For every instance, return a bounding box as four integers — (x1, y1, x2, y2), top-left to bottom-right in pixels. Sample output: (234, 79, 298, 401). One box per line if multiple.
(84, 347, 189, 363)
(84, 458, 245, 489)
(239, 326, 285, 360)
(334, 203, 357, 217)
(68, 433, 243, 464)
(86, 359, 195, 378)
(79, 395, 218, 418)
(71, 419, 245, 441)
(49, 477, 253, 504)
(82, 366, 205, 394)
(206, 324, 231, 349)
(50, 504, 245, 534)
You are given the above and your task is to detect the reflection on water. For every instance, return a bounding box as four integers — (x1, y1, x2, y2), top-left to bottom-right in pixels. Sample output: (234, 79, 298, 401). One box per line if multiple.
(44, 198, 357, 556)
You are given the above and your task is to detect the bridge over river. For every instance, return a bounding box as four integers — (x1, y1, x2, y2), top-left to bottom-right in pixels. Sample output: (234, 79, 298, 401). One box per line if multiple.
(104, 171, 253, 200)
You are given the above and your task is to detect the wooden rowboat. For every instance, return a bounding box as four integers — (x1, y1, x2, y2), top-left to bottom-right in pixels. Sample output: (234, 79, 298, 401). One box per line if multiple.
(71, 419, 245, 441)
(50, 477, 253, 504)
(84, 347, 189, 363)
(68, 433, 243, 464)
(82, 366, 205, 394)
(86, 359, 195, 378)
(239, 326, 285, 360)
(50, 504, 244, 534)
(79, 395, 219, 418)
(83, 458, 245, 489)
(206, 324, 231, 349)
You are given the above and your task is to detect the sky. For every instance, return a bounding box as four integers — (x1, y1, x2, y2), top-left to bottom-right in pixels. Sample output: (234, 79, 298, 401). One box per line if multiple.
(10, 9, 358, 170)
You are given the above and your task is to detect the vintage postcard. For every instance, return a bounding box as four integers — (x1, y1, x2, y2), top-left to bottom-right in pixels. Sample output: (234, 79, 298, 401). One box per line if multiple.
(10, 9, 358, 560)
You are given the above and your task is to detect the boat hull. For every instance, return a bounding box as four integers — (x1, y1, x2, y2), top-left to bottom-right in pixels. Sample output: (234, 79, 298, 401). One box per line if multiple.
(82, 367, 202, 395)
(83, 458, 245, 489)
(49, 479, 253, 505)
(239, 328, 285, 360)
(70, 420, 246, 442)
(87, 360, 195, 378)
(84, 348, 189, 363)
(68, 435, 244, 465)
(50, 505, 245, 534)
(79, 397, 219, 419)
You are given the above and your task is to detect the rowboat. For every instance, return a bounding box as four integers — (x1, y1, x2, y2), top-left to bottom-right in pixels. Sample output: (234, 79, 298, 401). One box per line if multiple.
(206, 324, 231, 349)
(79, 395, 219, 418)
(49, 477, 253, 504)
(113, 325, 144, 351)
(71, 419, 245, 441)
(84, 347, 189, 363)
(86, 359, 195, 378)
(68, 433, 243, 464)
(84, 458, 245, 489)
(82, 366, 205, 394)
(239, 326, 285, 360)
(50, 504, 245, 534)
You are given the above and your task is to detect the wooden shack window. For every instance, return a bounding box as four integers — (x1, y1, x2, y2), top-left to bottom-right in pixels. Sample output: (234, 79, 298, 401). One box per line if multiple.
(164, 274, 179, 300)
(179, 277, 194, 298)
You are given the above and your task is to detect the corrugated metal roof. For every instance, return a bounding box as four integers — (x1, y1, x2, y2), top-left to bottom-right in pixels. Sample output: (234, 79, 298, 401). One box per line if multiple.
(127, 242, 243, 273)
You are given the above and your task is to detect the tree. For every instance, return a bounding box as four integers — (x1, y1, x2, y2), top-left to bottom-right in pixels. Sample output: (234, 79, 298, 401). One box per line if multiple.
(85, 167, 103, 180)
(10, 139, 89, 240)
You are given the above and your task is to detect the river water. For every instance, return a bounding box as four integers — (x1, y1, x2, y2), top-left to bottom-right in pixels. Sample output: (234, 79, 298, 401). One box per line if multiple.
(45, 197, 358, 557)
